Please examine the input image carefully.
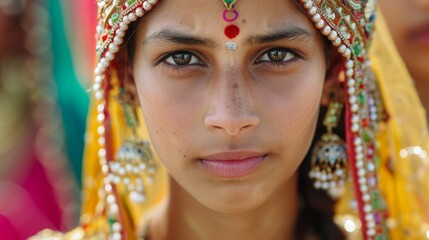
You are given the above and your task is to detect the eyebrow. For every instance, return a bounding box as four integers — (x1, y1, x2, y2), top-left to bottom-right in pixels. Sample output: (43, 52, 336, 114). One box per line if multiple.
(143, 30, 218, 48)
(245, 27, 316, 46)
(142, 26, 315, 48)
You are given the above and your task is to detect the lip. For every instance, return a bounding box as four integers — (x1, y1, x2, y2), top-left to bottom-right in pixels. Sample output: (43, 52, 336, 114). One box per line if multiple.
(410, 23, 429, 46)
(199, 151, 267, 178)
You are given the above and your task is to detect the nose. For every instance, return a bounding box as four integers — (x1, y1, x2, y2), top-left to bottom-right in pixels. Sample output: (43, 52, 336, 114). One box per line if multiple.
(204, 75, 260, 136)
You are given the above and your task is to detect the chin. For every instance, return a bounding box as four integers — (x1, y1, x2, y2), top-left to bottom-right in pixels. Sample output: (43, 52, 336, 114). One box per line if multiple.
(195, 180, 276, 214)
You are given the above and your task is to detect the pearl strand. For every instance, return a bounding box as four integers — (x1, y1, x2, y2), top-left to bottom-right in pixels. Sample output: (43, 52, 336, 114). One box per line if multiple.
(92, 1, 160, 239)
(300, 0, 377, 238)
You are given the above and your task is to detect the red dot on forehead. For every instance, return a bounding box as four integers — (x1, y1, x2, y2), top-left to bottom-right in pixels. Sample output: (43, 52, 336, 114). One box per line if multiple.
(224, 24, 240, 39)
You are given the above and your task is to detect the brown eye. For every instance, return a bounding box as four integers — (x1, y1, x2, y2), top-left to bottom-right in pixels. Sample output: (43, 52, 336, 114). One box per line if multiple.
(268, 49, 287, 62)
(256, 48, 296, 63)
(165, 52, 202, 65)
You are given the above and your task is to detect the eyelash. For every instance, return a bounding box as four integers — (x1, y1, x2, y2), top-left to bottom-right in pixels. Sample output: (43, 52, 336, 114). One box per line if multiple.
(156, 48, 302, 73)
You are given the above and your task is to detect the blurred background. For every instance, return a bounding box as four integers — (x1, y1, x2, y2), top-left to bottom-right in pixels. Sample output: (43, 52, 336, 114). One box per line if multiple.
(0, 0, 96, 238)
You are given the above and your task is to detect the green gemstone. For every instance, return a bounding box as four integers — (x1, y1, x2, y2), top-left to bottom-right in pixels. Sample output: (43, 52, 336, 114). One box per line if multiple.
(127, 0, 136, 5)
(359, 93, 366, 104)
(108, 217, 116, 227)
(224, 0, 234, 3)
(363, 131, 371, 142)
(353, 42, 361, 56)
(111, 13, 119, 23)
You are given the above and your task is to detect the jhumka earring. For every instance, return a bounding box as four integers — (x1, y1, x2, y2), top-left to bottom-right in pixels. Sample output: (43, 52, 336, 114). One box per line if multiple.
(309, 93, 348, 199)
(109, 89, 158, 204)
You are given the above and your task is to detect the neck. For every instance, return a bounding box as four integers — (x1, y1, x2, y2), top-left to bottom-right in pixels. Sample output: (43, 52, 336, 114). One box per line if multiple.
(149, 175, 299, 240)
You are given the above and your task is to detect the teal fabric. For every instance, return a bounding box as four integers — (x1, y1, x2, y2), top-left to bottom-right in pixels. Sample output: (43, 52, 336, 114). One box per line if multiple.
(48, 0, 89, 187)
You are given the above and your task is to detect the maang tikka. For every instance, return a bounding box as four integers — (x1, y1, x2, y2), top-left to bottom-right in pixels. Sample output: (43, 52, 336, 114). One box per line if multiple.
(110, 89, 158, 204)
(222, 0, 240, 50)
(309, 90, 348, 199)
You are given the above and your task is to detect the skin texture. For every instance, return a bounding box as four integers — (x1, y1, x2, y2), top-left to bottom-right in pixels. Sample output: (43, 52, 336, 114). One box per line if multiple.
(128, 0, 336, 239)
(379, 0, 429, 121)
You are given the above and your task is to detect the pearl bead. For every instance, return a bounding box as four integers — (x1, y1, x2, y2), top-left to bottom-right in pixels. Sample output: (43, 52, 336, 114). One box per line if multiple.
(116, 29, 125, 37)
(358, 169, 366, 177)
(322, 26, 331, 35)
(309, 6, 317, 15)
(128, 13, 137, 21)
(122, 16, 130, 24)
(351, 124, 359, 132)
(364, 204, 372, 213)
(346, 60, 354, 68)
(328, 30, 338, 40)
(333, 37, 341, 46)
(349, 95, 357, 104)
(143, 1, 153, 10)
(315, 20, 325, 29)
(346, 68, 354, 77)
(348, 86, 356, 95)
(98, 137, 106, 146)
(338, 44, 346, 53)
(101, 164, 109, 174)
(149, 0, 158, 4)
(347, 78, 355, 87)
(354, 137, 362, 146)
(136, 8, 144, 17)
(304, 1, 313, 9)
(312, 13, 321, 22)
(344, 48, 351, 58)
(120, 23, 129, 31)
(95, 91, 103, 100)
(114, 36, 123, 45)
(112, 222, 122, 232)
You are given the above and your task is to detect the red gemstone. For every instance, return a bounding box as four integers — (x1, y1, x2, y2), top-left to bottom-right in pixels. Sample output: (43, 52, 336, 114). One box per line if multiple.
(102, 34, 108, 41)
(362, 118, 368, 127)
(224, 24, 240, 39)
(122, 5, 127, 10)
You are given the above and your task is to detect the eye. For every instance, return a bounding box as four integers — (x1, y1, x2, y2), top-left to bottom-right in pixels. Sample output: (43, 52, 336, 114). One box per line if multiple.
(256, 48, 297, 63)
(164, 51, 203, 66)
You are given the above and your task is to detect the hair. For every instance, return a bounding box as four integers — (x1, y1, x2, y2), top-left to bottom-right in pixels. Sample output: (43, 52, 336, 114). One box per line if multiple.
(120, 3, 346, 239)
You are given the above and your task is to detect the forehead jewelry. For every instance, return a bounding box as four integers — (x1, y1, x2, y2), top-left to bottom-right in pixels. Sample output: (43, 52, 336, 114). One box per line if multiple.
(222, 0, 239, 50)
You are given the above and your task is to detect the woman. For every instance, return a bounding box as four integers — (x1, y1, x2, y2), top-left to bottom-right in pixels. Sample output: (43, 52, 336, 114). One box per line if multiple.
(32, 0, 429, 239)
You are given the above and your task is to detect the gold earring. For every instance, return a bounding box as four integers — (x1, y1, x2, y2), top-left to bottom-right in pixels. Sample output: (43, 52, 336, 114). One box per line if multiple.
(109, 89, 157, 204)
(309, 100, 348, 199)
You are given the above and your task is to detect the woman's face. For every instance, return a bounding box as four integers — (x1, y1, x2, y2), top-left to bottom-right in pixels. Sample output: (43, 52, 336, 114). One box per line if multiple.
(132, 0, 327, 213)
(379, 0, 429, 82)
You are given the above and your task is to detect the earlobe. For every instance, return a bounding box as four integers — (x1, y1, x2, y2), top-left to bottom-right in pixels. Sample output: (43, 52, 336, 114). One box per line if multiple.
(321, 47, 343, 106)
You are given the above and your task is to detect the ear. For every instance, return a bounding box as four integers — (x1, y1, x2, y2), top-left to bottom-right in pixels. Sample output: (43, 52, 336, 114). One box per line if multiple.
(117, 48, 141, 106)
(124, 65, 141, 106)
(320, 46, 343, 106)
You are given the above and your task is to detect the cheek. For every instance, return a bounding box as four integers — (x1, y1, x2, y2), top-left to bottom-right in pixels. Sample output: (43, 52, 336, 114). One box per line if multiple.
(133, 69, 198, 166)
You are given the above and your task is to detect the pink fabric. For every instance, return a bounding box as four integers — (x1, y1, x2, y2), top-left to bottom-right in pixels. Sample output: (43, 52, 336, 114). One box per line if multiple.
(0, 152, 64, 239)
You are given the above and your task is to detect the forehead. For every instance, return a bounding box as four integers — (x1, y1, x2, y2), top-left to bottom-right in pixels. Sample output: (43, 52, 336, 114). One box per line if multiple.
(139, 0, 315, 37)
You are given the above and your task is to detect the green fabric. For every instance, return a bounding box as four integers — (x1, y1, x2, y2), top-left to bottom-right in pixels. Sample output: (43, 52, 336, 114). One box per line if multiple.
(48, 0, 89, 187)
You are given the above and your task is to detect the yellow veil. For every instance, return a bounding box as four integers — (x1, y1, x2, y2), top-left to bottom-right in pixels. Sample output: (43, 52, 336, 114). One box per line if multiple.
(371, 12, 429, 240)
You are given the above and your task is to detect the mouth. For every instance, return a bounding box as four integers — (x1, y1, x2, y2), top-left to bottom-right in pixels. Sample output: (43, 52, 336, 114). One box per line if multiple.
(198, 151, 268, 178)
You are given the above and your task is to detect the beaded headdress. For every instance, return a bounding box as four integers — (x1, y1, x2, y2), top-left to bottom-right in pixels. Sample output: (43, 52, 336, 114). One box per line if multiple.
(91, 0, 387, 239)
